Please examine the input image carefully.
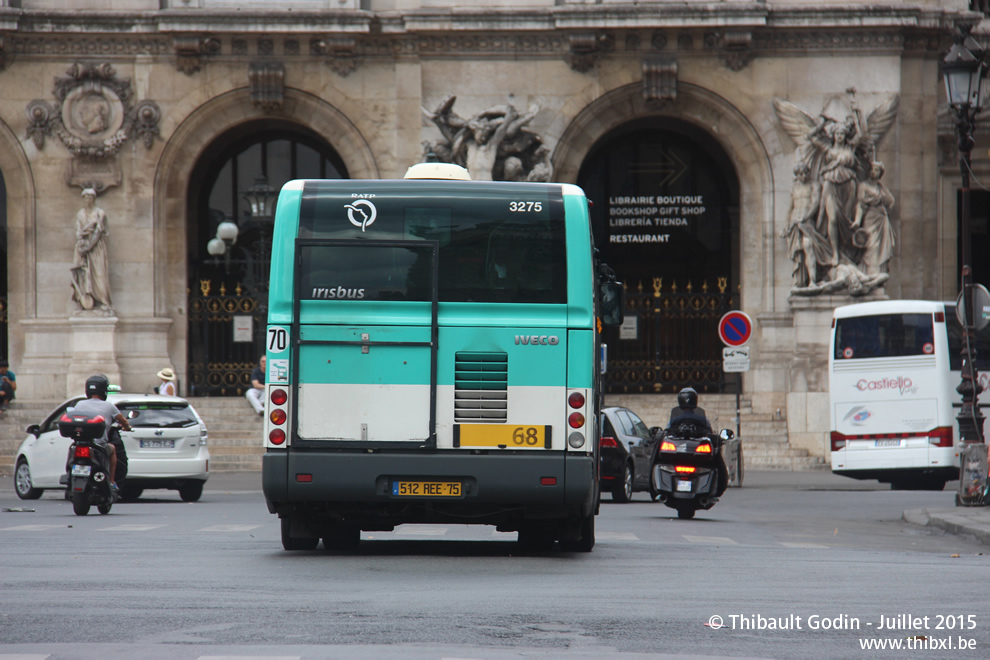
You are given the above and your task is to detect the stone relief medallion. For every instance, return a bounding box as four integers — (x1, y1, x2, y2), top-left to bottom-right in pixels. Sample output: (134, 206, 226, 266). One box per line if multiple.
(25, 61, 161, 191)
(62, 85, 125, 144)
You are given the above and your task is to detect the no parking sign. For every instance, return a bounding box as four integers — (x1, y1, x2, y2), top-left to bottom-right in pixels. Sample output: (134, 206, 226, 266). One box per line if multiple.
(718, 310, 753, 347)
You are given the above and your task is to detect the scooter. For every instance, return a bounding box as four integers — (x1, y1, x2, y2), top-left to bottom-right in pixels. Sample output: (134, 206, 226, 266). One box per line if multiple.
(651, 426, 733, 519)
(58, 412, 117, 516)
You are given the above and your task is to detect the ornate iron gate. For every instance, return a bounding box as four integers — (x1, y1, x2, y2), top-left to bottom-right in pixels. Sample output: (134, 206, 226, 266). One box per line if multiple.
(187, 280, 265, 396)
(604, 277, 735, 394)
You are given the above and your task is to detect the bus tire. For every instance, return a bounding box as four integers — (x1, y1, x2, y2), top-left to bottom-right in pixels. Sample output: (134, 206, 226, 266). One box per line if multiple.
(559, 513, 595, 553)
(281, 517, 319, 551)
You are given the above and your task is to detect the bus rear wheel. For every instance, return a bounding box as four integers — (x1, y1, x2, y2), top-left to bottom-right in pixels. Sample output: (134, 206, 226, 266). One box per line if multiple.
(559, 513, 595, 553)
(281, 517, 319, 551)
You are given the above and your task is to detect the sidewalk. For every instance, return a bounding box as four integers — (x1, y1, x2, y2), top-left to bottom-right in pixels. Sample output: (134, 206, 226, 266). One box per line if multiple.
(903, 506, 990, 546)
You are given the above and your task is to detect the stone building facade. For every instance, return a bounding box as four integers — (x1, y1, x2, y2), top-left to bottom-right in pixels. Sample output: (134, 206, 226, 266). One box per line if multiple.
(0, 0, 985, 460)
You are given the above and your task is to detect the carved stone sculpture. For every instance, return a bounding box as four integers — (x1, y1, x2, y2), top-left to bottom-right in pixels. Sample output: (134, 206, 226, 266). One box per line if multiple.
(421, 95, 550, 182)
(773, 88, 899, 296)
(70, 188, 114, 315)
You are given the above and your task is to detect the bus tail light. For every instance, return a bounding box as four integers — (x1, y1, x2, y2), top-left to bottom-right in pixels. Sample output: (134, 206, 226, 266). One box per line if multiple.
(270, 409, 287, 426)
(830, 431, 846, 451)
(928, 426, 953, 447)
(567, 392, 585, 409)
(271, 388, 288, 406)
(568, 412, 585, 429)
(269, 429, 286, 445)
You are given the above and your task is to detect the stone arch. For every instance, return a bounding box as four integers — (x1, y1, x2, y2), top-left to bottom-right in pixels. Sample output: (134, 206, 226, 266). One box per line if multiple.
(153, 88, 378, 363)
(0, 118, 37, 361)
(552, 83, 775, 313)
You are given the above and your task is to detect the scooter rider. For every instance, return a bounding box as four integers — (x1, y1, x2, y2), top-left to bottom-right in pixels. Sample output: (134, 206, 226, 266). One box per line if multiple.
(67, 375, 133, 491)
(666, 387, 728, 496)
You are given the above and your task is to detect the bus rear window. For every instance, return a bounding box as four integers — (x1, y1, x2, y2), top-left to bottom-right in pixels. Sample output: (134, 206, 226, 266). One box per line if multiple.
(298, 181, 566, 304)
(834, 313, 934, 359)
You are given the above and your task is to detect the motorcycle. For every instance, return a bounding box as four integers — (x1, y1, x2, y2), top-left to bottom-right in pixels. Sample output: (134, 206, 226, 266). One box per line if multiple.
(650, 424, 733, 519)
(58, 412, 119, 516)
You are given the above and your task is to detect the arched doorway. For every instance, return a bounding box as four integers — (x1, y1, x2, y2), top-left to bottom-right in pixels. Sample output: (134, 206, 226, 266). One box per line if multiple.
(578, 118, 740, 394)
(186, 121, 347, 396)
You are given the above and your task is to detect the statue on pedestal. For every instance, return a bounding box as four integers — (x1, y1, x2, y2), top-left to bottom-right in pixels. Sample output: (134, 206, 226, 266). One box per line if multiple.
(70, 187, 114, 315)
(773, 88, 899, 297)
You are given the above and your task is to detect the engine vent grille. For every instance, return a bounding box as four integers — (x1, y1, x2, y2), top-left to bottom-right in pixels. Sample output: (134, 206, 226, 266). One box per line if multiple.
(454, 351, 507, 423)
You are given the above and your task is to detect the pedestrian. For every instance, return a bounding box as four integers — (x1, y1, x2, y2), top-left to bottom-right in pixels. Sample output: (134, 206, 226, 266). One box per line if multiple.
(0, 359, 16, 416)
(156, 367, 178, 396)
(246, 355, 266, 416)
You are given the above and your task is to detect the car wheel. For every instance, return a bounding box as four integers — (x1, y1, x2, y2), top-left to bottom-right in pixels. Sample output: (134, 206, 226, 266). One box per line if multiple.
(178, 481, 204, 502)
(611, 463, 633, 503)
(14, 459, 43, 500)
(281, 517, 319, 551)
(119, 484, 143, 502)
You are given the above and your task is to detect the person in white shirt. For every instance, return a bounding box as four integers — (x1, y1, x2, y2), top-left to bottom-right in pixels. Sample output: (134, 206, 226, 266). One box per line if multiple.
(156, 367, 177, 396)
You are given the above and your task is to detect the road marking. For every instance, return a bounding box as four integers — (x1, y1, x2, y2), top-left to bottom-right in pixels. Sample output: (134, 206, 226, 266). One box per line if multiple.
(0, 525, 65, 531)
(100, 524, 166, 531)
(597, 531, 640, 541)
(198, 525, 262, 532)
(780, 541, 829, 549)
(682, 535, 737, 545)
(0, 654, 52, 660)
(199, 656, 299, 660)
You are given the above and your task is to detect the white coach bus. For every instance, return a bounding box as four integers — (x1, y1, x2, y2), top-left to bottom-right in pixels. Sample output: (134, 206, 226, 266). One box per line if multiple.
(829, 300, 990, 490)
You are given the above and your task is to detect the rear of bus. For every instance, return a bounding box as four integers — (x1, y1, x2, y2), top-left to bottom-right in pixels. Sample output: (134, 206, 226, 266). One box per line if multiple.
(829, 301, 959, 490)
(261, 178, 607, 550)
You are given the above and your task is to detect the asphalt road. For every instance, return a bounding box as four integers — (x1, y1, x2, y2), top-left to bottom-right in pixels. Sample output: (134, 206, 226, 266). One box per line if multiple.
(0, 470, 987, 660)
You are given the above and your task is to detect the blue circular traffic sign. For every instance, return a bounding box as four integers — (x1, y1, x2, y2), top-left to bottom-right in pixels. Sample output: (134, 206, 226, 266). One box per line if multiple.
(718, 311, 753, 347)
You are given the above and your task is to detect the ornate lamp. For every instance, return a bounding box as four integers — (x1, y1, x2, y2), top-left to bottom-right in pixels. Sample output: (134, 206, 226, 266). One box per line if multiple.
(943, 25, 988, 505)
(242, 172, 278, 220)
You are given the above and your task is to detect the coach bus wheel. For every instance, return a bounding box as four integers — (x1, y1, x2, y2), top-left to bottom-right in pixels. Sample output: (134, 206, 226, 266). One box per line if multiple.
(281, 517, 319, 551)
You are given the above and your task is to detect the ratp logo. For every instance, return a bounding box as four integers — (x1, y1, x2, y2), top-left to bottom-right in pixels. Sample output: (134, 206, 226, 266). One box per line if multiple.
(345, 199, 377, 232)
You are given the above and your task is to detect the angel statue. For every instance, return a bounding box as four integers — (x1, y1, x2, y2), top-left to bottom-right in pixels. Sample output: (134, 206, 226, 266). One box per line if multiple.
(773, 88, 899, 297)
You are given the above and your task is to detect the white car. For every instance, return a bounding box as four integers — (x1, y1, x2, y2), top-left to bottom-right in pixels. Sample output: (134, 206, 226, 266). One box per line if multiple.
(14, 393, 210, 502)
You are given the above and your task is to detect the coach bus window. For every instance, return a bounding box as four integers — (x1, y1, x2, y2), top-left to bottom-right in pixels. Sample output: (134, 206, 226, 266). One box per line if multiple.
(834, 314, 933, 359)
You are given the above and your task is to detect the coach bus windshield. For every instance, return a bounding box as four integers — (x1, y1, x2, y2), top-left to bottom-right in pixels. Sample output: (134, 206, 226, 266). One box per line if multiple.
(833, 313, 934, 360)
(298, 181, 566, 304)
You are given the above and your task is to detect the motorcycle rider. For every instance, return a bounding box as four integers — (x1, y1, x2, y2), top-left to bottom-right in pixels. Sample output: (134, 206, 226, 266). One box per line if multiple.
(67, 374, 133, 491)
(665, 387, 728, 496)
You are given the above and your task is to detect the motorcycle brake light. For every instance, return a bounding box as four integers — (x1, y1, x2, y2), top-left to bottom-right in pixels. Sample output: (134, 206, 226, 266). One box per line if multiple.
(600, 436, 618, 448)
(660, 441, 677, 452)
(74, 446, 91, 458)
(675, 466, 696, 473)
(695, 443, 712, 453)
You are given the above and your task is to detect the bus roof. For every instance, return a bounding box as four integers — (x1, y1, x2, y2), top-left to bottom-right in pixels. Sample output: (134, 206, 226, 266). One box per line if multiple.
(832, 299, 950, 318)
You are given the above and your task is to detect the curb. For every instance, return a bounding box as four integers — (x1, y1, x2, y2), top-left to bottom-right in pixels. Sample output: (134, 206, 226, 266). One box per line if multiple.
(904, 507, 990, 546)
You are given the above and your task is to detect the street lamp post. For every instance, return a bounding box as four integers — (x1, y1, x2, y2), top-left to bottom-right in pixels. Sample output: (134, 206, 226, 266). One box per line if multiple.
(943, 26, 988, 505)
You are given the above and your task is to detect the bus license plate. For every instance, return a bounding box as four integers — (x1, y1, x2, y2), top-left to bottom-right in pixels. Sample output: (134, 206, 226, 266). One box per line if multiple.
(392, 481, 462, 497)
(874, 439, 902, 448)
(457, 424, 548, 448)
(71, 464, 92, 477)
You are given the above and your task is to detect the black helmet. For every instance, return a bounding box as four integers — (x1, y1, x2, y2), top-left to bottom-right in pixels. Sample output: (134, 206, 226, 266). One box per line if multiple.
(85, 374, 110, 400)
(677, 387, 698, 410)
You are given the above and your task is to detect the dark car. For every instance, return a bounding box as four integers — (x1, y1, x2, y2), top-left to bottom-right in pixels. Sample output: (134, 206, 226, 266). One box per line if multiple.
(599, 406, 660, 502)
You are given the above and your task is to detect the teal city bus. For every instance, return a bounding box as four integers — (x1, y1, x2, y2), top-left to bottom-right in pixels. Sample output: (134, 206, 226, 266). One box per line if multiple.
(261, 166, 622, 552)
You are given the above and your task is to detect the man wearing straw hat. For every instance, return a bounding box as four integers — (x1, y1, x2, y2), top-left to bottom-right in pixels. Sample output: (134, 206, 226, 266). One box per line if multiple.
(156, 367, 177, 396)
